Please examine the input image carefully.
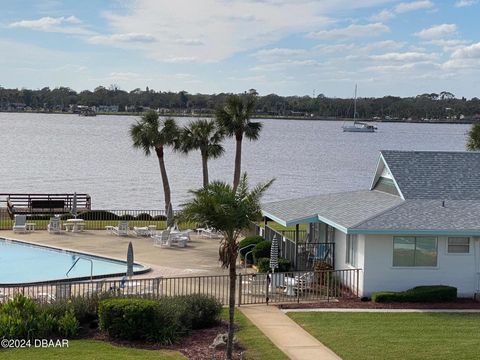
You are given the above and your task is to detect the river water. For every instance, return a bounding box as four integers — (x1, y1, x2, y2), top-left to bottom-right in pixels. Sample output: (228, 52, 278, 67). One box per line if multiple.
(0, 113, 470, 209)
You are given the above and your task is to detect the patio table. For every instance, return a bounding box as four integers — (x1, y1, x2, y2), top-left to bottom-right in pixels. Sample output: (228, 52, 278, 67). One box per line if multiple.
(66, 218, 85, 233)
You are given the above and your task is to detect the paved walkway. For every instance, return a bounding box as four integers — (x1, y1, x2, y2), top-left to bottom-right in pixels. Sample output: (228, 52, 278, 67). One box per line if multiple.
(239, 305, 342, 360)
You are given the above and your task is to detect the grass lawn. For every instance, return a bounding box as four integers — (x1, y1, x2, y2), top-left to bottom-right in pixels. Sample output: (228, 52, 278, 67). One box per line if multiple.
(288, 312, 480, 360)
(0, 340, 186, 359)
(222, 309, 288, 360)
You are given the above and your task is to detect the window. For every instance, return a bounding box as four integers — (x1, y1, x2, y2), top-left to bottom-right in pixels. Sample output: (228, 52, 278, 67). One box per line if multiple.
(447, 237, 470, 254)
(346, 235, 357, 267)
(393, 236, 437, 267)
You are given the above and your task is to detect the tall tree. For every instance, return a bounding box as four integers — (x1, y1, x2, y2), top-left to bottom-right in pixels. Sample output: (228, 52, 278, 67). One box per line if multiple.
(467, 123, 480, 151)
(216, 95, 262, 190)
(179, 174, 273, 360)
(130, 110, 179, 212)
(178, 119, 225, 187)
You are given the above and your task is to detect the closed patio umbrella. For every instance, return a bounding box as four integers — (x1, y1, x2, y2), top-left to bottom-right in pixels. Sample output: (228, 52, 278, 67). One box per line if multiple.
(71, 192, 78, 219)
(270, 234, 279, 272)
(126, 241, 134, 277)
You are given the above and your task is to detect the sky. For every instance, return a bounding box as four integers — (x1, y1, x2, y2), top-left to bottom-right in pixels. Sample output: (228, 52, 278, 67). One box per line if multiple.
(0, 0, 479, 98)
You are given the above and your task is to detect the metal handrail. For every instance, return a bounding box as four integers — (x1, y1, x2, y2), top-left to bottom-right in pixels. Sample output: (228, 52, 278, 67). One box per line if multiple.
(66, 256, 94, 280)
(239, 244, 257, 269)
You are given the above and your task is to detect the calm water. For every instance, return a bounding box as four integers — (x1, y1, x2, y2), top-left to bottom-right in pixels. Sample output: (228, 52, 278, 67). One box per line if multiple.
(0, 239, 143, 284)
(0, 113, 470, 209)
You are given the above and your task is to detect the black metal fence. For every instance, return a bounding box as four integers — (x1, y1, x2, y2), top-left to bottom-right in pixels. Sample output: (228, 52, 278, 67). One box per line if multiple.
(0, 209, 197, 231)
(252, 223, 335, 270)
(0, 269, 360, 306)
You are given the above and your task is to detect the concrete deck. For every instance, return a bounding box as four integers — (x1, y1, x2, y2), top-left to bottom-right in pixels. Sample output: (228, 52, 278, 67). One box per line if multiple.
(240, 305, 342, 360)
(0, 230, 227, 278)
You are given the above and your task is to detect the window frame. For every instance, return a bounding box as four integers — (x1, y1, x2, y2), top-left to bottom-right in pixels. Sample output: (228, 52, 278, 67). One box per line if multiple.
(392, 236, 438, 267)
(446, 237, 471, 255)
(346, 234, 358, 267)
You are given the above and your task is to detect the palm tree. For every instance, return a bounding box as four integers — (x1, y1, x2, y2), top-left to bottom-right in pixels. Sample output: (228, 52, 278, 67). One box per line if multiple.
(179, 174, 273, 360)
(467, 123, 480, 151)
(177, 119, 224, 187)
(130, 110, 179, 212)
(216, 95, 262, 191)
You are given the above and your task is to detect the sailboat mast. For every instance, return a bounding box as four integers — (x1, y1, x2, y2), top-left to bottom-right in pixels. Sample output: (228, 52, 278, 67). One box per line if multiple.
(353, 83, 357, 121)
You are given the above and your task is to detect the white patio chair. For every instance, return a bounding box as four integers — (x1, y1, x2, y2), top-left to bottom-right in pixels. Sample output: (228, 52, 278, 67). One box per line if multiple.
(133, 226, 150, 237)
(153, 229, 171, 247)
(111, 221, 129, 236)
(12, 215, 27, 233)
(47, 217, 62, 234)
(198, 227, 223, 239)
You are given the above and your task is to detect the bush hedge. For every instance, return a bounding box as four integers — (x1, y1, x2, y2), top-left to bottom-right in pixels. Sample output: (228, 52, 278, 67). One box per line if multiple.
(372, 285, 457, 303)
(256, 257, 292, 272)
(239, 236, 264, 261)
(98, 295, 221, 343)
(252, 240, 272, 264)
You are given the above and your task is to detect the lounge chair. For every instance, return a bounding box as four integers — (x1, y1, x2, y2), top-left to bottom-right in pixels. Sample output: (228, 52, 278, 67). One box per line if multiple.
(197, 227, 223, 239)
(153, 229, 171, 247)
(110, 221, 129, 236)
(47, 217, 62, 234)
(133, 226, 150, 237)
(284, 272, 314, 296)
(12, 215, 27, 233)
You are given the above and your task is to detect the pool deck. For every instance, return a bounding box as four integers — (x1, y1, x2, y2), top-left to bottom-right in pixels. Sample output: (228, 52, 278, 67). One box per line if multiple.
(0, 230, 228, 278)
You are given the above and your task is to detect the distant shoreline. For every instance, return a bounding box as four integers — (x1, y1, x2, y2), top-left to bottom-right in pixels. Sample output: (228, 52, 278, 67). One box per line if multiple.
(0, 110, 478, 125)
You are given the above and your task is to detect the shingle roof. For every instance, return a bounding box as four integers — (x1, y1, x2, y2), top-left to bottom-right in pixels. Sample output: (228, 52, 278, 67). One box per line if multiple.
(261, 190, 403, 229)
(381, 150, 480, 200)
(351, 199, 480, 235)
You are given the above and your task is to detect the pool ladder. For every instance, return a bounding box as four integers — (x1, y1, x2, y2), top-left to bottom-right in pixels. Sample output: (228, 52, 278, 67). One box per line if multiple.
(66, 256, 94, 280)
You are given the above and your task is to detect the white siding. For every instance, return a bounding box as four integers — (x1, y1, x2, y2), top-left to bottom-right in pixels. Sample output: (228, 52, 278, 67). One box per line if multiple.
(334, 230, 366, 297)
(363, 235, 478, 297)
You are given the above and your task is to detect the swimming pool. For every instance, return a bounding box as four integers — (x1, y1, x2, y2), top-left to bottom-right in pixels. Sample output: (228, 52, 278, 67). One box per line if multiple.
(0, 238, 148, 284)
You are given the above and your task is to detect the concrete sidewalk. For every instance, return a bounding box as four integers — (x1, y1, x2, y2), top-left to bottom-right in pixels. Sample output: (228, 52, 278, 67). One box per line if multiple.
(239, 305, 341, 360)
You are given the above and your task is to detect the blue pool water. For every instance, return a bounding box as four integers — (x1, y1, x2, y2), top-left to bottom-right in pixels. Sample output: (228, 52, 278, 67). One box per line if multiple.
(0, 239, 145, 284)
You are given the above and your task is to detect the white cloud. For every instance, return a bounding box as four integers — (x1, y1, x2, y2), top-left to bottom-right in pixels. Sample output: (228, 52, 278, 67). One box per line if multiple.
(9, 16, 91, 35)
(371, 1, 433, 21)
(451, 42, 480, 59)
(252, 48, 307, 61)
(415, 24, 458, 40)
(309, 23, 389, 40)
(371, 52, 434, 62)
(454, 0, 478, 7)
(394, 0, 433, 13)
(88, 33, 156, 45)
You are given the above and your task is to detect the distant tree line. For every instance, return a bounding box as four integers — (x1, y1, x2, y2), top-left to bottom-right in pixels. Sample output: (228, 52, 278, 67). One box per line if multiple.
(1, 85, 480, 120)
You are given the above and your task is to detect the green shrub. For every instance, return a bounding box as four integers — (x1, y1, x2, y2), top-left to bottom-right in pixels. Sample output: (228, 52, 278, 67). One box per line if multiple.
(239, 236, 264, 261)
(58, 309, 80, 338)
(98, 298, 184, 343)
(252, 240, 272, 264)
(0, 295, 40, 339)
(136, 213, 154, 220)
(42, 295, 102, 324)
(256, 257, 291, 272)
(372, 285, 457, 303)
(36, 311, 58, 338)
(180, 294, 222, 329)
(119, 214, 136, 221)
(74, 210, 119, 221)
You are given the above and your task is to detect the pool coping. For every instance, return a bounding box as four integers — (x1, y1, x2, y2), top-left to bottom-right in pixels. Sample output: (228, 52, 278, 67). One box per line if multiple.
(0, 236, 151, 286)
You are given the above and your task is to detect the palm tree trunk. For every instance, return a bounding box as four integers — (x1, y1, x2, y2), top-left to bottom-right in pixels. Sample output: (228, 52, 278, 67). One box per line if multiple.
(201, 150, 209, 188)
(232, 134, 243, 191)
(155, 146, 171, 213)
(226, 248, 237, 360)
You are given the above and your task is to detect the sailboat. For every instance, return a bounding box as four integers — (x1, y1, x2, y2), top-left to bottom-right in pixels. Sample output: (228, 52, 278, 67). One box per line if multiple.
(342, 85, 377, 133)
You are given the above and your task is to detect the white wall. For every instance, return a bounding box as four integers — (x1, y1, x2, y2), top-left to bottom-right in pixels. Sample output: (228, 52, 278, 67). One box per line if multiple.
(363, 235, 478, 297)
(334, 230, 366, 297)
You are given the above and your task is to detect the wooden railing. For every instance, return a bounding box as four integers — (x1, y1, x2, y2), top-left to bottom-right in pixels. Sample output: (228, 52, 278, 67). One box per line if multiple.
(0, 193, 91, 218)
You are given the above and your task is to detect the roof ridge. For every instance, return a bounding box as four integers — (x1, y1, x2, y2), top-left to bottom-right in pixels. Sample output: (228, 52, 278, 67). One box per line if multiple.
(380, 150, 480, 154)
(349, 199, 407, 230)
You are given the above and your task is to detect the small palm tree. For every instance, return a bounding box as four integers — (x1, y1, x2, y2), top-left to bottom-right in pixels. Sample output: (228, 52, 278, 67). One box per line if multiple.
(130, 110, 179, 212)
(178, 119, 224, 187)
(179, 174, 273, 360)
(467, 123, 480, 151)
(216, 95, 262, 191)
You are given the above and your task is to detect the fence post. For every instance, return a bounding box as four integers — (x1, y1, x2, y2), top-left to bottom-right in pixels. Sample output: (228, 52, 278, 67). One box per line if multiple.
(237, 273, 242, 306)
(356, 269, 359, 298)
(294, 224, 299, 269)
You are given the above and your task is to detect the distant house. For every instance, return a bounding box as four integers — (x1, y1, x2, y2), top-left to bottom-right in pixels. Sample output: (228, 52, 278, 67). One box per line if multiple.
(261, 150, 480, 297)
(97, 105, 119, 113)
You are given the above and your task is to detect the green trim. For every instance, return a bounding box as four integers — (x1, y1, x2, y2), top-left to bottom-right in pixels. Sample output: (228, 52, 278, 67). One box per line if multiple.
(261, 210, 348, 233)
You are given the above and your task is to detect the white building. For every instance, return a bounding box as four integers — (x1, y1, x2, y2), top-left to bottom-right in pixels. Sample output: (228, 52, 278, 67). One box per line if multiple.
(261, 150, 480, 297)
